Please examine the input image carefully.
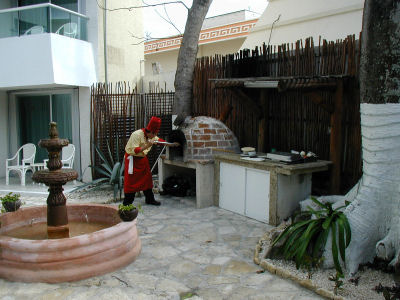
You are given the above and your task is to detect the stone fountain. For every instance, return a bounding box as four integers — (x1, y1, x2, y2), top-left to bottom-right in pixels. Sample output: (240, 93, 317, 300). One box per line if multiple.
(0, 123, 141, 283)
(32, 122, 78, 239)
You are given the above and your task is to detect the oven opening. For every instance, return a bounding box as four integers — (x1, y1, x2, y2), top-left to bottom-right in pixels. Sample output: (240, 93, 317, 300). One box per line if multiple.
(166, 129, 186, 160)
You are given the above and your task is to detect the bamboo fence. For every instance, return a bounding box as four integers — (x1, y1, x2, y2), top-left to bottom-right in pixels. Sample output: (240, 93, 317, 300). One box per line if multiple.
(91, 82, 174, 176)
(91, 35, 362, 194)
(193, 35, 361, 194)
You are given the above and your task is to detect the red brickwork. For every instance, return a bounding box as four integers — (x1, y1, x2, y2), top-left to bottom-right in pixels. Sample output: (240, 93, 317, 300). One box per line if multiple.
(178, 116, 240, 161)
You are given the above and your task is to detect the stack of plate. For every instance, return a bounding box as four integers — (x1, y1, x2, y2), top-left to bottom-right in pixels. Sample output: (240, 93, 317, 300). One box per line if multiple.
(241, 147, 256, 157)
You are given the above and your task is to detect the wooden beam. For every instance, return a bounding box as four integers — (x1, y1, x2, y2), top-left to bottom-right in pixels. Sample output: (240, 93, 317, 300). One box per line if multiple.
(232, 88, 263, 119)
(305, 91, 334, 113)
(329, 79, 344, 194)
(258, 90, 267, 152)
(219, 103, 233, 123)
(279, 81, 337, 92)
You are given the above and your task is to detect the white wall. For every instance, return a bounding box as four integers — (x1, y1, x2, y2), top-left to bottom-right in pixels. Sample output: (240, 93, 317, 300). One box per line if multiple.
(91, 0, 144, 84)
(107, 0, 144, 84)
(0, 92, 8, 178)
(241, 0, 364, 50)
(0, 34, 96, 89)
(198, 38, 245, 57)
(78, 87, 92, 182)
(143, 38, 245, 92)
(143, 49, 179, 92)
(85, 0, 101, 80)
(203, 10, 246, 29)
(0, 35, 54, 88)
(51, 34, 97, 86)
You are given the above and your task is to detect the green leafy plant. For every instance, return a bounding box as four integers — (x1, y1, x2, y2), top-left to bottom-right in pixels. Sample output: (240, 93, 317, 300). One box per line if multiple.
(272, 196, 351, 277)
(1, 192, 22, 213)
(73, 139, 124, 201)
(304, 255, 324, 279)
(118, 203, 142, 212)
(0, 192, 20, 203)
(329, 272, 344, 295)
(118, 203, 142, 222)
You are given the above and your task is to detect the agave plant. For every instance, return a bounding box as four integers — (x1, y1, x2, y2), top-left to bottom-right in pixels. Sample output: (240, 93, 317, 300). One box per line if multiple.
(73, 138, 124, 201)
(272, 196, 351, 277)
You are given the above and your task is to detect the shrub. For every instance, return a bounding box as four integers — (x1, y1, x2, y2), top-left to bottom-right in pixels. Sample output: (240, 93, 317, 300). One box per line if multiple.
(0, 192, 20, 203)
(272, 196, 351, 277)
(73, 139, 124, 201)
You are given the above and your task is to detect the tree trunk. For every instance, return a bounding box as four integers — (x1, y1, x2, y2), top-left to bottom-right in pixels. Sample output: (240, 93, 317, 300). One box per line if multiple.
(173, 0, 213, 126)
(322, 0, 400, 275)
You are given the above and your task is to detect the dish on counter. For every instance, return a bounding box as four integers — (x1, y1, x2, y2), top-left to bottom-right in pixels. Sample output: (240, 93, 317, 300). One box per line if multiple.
(240, 157, 266, 162)
(241, 147, 255, 155)
(240, 153, 257, 158)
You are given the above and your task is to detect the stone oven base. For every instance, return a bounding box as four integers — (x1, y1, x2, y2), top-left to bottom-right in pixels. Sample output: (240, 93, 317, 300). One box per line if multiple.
(158, 157, 214, 208)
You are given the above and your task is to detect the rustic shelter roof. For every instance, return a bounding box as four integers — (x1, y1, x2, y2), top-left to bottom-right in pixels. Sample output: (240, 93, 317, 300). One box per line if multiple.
(209, 75, 352, 92)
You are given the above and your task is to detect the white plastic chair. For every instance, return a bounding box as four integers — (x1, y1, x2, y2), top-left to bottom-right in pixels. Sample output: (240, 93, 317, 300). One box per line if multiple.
(23, 25, 44, 35)
(6, 143, 36, 186)
(61, 144, 75, 169)
(55, 22, 77, 38)
(44, 144, 75, 169)
(43, 143, 76, 184)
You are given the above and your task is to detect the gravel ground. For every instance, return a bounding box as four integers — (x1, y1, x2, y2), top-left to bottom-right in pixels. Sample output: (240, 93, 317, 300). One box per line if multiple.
(263, 258, 398, 300)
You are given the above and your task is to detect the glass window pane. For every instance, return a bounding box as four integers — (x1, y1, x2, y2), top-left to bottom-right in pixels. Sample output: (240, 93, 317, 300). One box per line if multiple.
(0, 11, 19, 38)
(51, 0, 78, 12)
(51, 94, 72, 143)
(19, 6, 48, 35)
(18, 95, 51, 163)
(51, 6, 70, 34)
(18, 0, 48, 6)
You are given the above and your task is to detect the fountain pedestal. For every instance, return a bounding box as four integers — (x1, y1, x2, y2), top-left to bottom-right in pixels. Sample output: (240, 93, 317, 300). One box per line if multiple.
(32, 122, 78, 239)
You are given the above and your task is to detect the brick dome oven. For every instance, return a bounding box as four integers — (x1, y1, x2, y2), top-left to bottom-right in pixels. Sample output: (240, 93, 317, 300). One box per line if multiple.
(166, 116, 240, 161)
(158, 116, 240, 209)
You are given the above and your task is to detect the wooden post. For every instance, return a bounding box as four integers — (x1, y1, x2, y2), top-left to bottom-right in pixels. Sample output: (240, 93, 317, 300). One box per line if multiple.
(329, 79, 344, 194)
(258, 90, 267, 152)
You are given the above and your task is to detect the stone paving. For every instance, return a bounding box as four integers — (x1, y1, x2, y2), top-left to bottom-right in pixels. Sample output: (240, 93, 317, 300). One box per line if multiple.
(0, 189, 323, 300)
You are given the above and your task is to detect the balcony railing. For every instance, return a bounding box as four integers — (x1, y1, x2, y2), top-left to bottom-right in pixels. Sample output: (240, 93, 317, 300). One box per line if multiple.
(0, 3, 88, 41)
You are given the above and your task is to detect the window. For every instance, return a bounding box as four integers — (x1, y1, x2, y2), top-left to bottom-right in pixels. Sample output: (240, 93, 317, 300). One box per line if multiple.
(18, 0, 78, 12)
(152, 62, 161, 75)
(18, 94, 72, 162)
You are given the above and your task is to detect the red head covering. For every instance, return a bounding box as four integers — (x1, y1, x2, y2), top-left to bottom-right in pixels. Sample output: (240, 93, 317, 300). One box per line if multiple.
(146, 116, 161, 133)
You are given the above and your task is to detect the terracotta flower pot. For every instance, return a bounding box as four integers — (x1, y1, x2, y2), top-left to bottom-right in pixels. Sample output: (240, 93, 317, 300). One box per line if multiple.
(118, 208, 138, 222)
(2, 200, 22, 212)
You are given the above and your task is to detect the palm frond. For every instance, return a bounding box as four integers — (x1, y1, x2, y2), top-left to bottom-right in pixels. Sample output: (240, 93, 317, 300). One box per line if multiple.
(272, 196, 352, 277)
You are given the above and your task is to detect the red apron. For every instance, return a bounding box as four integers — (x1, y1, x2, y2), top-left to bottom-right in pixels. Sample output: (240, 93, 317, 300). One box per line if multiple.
(123, 152, 153, 193)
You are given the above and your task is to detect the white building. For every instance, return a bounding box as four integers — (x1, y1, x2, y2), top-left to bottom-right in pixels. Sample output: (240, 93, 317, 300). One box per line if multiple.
(241, 0, 364, 50)
(143, 10, 259, 92)
(0, 0, 143, 182)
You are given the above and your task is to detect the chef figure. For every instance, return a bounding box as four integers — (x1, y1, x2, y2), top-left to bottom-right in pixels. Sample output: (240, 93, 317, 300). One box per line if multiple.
(123, 116, 178, 206)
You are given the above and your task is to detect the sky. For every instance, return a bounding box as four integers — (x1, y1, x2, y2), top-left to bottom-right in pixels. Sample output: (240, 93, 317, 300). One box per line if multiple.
(143, 0, 268, 39)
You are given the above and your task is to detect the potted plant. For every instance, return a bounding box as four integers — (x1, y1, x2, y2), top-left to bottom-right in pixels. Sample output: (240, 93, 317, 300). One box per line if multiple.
(1, 192, 22, 212)
(118, 203, 141, 222)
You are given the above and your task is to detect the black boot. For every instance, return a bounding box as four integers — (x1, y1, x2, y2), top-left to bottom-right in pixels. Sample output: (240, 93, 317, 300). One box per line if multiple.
(123, 193, 135, 206)
(144, 189, 161, 206)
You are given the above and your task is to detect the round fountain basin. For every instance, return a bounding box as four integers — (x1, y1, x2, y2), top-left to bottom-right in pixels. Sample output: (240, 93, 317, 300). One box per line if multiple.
(0, 204, 141, 283)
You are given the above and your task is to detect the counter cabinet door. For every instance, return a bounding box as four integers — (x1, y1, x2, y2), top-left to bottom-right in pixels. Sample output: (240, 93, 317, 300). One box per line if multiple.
(219, 162, 245, 215)
(245, 168, 270, 223)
